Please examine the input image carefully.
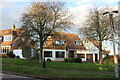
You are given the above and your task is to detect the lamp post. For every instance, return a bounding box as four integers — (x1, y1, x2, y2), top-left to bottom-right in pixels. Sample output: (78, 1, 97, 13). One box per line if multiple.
(103, 11, 119, 78)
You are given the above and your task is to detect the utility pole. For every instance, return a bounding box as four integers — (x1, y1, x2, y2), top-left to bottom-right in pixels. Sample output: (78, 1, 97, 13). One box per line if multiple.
(103, 11, 119, 78)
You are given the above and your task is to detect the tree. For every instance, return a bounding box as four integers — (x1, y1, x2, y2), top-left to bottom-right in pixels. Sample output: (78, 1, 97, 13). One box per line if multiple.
(79, 7, 117, 63)
(21, 2, 72, 62)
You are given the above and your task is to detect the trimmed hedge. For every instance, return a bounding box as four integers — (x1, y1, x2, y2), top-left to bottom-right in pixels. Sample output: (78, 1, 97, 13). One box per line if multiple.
(64, 58, 82, 63)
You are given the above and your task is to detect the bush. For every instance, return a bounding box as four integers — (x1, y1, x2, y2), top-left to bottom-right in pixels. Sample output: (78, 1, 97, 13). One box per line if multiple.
(74, 58, 82, 63)
(6, 52, 15, 58)
(46, 58, 52, 62)
(64, 58, 82, 63)
(64, 58, 74, 62)
(103, 59, 114, 65)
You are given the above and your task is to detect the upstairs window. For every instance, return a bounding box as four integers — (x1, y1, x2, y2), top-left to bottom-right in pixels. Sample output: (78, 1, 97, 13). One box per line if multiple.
(55, 40, 64, 45)
(75, 40, 82, 46)
(4, 35, 12, 42)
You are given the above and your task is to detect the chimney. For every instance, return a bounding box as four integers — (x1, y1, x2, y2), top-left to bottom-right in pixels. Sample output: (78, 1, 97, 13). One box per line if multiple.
(12, 24, 15, 30)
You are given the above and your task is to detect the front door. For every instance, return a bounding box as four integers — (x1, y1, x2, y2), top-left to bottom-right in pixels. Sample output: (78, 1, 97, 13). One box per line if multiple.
(86, 54, 93, 63)
(69, 51, 74, 58)
(95, 54, 98, 62)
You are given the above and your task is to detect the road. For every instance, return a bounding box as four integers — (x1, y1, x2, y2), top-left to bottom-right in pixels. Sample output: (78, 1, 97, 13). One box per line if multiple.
(0, 73, 42, 80)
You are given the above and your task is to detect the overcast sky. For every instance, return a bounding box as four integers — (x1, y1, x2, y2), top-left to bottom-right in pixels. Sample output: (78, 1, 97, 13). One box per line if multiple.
(0, 0, 119, 31)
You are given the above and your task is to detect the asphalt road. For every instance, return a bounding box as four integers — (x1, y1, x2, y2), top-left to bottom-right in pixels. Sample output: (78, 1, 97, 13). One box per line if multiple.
(0, 73, 42, 80)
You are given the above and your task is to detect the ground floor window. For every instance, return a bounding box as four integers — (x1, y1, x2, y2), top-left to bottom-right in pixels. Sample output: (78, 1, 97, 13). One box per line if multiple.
(44, 51, 52, 57)
(56, 51, 65, 58)
(77, 54, 85, 58)
(0, 47, 10, 53)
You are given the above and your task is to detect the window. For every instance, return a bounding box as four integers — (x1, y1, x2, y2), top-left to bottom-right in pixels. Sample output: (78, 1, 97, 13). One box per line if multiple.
(44, 51, 52, 57)
(77, 54, 85, 58)
(55, 40, 64, 45)
(4, 35, 12, 42)
(75, 40, 82, 46)
(56, 51, 65, 58)
(2, 47, 9, 53)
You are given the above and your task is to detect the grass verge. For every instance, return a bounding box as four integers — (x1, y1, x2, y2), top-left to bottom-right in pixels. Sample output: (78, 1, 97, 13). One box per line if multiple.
(2, 58, 119, 78)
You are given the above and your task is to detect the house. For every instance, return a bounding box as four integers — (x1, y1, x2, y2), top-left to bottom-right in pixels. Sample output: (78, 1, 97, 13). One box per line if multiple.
(0, 25, 109, 62)
(43, 30, 108, 62)
(43, 30, 87, 61)
(82, 38, 110, 62)
(0, 25, 33, 58)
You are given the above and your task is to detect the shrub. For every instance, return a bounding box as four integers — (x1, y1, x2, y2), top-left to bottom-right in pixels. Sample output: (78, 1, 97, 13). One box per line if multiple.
(74, 58, 82, 63)
(6, 52, 15, 58)
(64, 58, 74, 62)
(103, 59, 114, 65)
(64, 58, 82, 63)
(46, 58, 52, 62)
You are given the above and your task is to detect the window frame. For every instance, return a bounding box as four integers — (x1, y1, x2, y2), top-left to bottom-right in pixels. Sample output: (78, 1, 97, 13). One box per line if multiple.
(4, 35, 12, 42)
(44, 51, 52, 57)
(56, 51, 65, 58)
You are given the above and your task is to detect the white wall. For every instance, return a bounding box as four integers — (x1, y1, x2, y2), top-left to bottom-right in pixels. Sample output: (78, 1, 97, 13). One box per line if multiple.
(82, 39, 99, 54)
(13, 49, 25, 59)
(43, 49, 66, 61)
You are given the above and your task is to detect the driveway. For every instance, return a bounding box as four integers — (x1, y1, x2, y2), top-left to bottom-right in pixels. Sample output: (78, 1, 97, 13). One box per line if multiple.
(1, 73, 42, 80)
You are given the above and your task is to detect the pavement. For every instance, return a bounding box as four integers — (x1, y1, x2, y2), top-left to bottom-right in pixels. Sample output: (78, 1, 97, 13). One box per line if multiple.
(0, 73, 42, 80)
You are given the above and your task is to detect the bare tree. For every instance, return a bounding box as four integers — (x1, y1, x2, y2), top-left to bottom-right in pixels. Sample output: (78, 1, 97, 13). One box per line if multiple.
(79, 7, 117, 63)
(21, 2, 72, 62)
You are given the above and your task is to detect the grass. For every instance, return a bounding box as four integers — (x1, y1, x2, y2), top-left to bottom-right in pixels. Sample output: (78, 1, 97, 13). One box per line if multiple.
(2, 58, 119, 78)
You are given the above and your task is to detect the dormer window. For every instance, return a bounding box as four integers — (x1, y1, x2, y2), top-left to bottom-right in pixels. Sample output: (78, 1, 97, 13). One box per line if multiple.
(0, 37, 2, 40)
(75, 40, 82, 46)
(4, 35, 12, 42)
(55, 40, 64, 45)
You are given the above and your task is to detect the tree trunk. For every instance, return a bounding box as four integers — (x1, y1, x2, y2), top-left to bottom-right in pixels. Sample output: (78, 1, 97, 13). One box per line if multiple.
(99, 40, 103, 64)
(38, 41, 43, 63)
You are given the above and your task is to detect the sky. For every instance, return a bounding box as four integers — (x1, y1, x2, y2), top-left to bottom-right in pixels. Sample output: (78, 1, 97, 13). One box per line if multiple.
(0, 0, 120, 55)
(0, 0, 119, 30)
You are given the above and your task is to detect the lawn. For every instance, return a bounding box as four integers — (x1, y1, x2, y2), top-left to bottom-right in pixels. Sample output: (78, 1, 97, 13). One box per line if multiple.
(2, 58, 120, 79)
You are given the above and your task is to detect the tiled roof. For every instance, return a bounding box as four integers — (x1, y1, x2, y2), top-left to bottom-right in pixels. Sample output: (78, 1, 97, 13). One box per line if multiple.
(63, 33, 86, 50)
(44, 32, 86, 50)
(85, 38, 99, 48)
(0, 28, 23, 46)
(0, 28, 22, 36)
(1, 41, 12, 46)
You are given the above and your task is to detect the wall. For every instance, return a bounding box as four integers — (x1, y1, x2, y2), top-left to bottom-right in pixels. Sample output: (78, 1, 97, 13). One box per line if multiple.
(43, 49, 66, 61)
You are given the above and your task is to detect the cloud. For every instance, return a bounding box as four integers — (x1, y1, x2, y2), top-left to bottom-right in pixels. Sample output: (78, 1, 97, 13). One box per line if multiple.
(76, 0, 120, 5)
(66, 0, 119, 34)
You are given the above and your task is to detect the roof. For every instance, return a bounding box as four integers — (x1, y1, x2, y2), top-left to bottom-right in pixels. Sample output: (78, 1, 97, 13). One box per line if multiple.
(1, 41, 12, 46)
(85, 37, 99, 48)
(0, 28, 23, 36)
(0, 28, 23, 46)
(85, 37, 110, 54)
(44, 32, 86, 50)
(62, 33, 86, 50)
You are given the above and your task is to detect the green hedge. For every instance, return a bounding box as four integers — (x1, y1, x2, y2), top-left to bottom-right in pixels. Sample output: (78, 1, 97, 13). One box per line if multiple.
(6, 52, 15, 58)
(64, 58, 82, 63)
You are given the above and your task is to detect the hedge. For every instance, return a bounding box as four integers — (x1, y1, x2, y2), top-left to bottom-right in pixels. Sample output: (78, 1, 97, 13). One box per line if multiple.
(64, 58, 82, 63)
